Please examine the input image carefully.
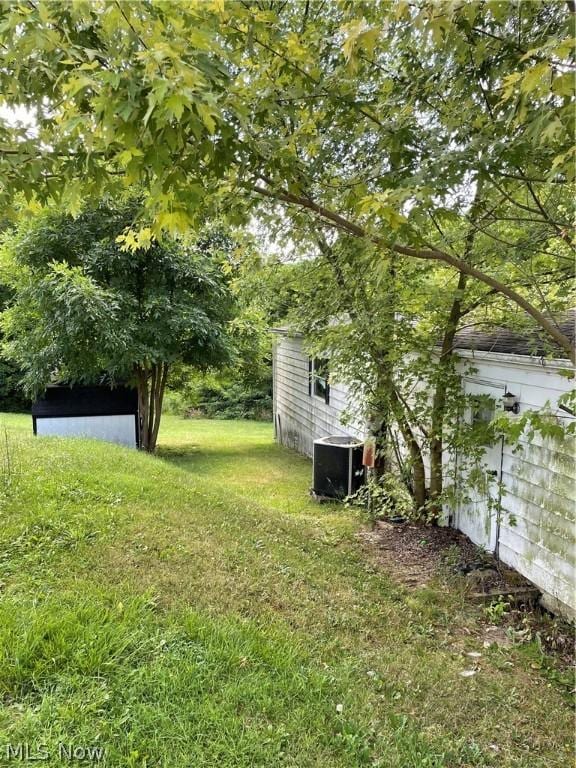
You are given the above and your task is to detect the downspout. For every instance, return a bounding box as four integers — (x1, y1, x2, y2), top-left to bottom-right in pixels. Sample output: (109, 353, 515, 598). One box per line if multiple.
(494, 385, 508, 560)
(494, 433, 505, 560)
(272, 336, 277, 440)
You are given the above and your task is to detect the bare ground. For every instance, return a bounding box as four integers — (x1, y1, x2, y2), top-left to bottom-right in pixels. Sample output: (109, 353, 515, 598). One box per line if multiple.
(359, 519, 575, 668)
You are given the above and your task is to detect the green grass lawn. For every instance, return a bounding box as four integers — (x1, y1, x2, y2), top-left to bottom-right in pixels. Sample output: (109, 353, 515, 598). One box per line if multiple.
(0, 413, 572, 767)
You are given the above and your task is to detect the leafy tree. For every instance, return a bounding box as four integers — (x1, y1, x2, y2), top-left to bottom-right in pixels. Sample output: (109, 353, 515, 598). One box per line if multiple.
(0, 1, 573, 357)
(0, 205, 234, 451)
(267, 200, 572, 519)
(281, 236, 425, 498)
(0, 282, 27, 411)
(0, 216, 28, 411)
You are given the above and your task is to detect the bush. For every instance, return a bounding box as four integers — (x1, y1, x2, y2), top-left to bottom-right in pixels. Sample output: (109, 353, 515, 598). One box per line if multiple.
(0, 357, 29, 412)
(346, 473, 415, 523)
(164, 378, 272, 421)
(194, 383, 272, 421)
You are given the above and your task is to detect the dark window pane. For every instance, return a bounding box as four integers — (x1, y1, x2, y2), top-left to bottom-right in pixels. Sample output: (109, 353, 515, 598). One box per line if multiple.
(471, 396, 495, 425)
(314, 377, 327, 399)
(314, 358, 329, 379)
(312, 358, 329, 402)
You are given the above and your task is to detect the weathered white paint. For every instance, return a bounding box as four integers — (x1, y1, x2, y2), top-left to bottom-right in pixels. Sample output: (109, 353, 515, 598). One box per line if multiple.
(272, 332, 575, 618)
(453, 350, 575, 618)
(35, 415, 137, 447)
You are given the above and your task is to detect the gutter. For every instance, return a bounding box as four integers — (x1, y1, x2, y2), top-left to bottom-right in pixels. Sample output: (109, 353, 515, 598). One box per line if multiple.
(268, 327, 304, 337)
(452, 348, 572, 370)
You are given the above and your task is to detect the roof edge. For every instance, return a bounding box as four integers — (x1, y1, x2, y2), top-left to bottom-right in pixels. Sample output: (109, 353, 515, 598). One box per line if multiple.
(453, 348, 573, 369)
(269, 327, 303, 336)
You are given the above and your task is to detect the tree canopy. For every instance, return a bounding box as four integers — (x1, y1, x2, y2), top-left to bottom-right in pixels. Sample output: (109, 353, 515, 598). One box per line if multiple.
(1, 204, 234, 449)
(0, 1, 573, 355)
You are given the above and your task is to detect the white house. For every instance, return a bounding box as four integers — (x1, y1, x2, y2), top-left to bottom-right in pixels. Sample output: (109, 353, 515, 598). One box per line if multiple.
(271, 320, 575, 618)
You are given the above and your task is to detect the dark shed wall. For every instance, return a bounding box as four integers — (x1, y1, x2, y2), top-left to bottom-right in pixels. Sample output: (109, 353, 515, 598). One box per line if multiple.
(32, 385, 138, 417)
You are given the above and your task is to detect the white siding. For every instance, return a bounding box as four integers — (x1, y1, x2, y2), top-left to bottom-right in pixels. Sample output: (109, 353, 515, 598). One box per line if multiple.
(453, 351, 575, 618)
(36, 415, 137, 447)
(272, 334, 363, 457)
(273, 335, 575, 618)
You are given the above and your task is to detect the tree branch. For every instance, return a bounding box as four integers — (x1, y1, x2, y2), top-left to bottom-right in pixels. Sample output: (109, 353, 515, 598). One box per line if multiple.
(250, 182, 575, 361)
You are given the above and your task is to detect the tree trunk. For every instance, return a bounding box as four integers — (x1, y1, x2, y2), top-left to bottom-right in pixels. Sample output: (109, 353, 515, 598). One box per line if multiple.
(391, 388, 427, 512)
(136, 365, 150, 451)
(135, 362, 170, 452)
(373, 253, 397, 477)
(150, 363, 169, 450)
(370, 409, 390, 479)
(427, 184, 484, 520)
(367, 358, 396, 479)
(428, 271, 467, 519)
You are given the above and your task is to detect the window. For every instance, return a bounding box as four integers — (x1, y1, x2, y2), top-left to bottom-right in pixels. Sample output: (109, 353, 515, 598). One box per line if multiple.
(469, 395, 496, 446)
(309, 358, 330, 404)
(471, 395, 495, 426)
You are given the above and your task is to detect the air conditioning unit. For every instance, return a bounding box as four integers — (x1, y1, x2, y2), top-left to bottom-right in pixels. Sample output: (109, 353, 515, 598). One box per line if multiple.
(312, 435, 365, 500)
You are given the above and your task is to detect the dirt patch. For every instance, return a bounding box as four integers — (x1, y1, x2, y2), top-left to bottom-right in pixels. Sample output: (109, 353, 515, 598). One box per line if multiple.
(359, 519, 575, 669)
(358, 519, 530, 594)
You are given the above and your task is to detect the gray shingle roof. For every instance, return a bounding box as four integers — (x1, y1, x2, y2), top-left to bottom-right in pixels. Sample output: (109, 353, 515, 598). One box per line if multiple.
(452, 310, 575, 358)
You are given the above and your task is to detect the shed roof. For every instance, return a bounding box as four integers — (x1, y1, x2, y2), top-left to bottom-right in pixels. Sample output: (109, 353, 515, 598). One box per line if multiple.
(32, 384, 138, 418)
(451, 310, 575, 358)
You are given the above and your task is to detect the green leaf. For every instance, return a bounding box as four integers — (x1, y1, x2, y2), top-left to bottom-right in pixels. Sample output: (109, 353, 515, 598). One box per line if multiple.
(197, 103, 217, 134)
(520, 62, 549, 94)
(165, 94, 187, 121)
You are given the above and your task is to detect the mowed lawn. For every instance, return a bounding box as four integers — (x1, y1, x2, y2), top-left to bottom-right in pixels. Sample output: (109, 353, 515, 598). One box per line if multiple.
(0, 413, 572, 767)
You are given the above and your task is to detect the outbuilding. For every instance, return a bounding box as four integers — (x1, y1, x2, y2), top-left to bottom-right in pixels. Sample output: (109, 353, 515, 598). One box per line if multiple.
(271, 319, 575, 618)
(32, 384, 139, 448)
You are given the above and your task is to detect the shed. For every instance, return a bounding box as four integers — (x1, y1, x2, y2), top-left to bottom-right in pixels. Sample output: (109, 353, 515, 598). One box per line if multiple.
(32, 384, 139, 448)
(271, 320, 575, 618)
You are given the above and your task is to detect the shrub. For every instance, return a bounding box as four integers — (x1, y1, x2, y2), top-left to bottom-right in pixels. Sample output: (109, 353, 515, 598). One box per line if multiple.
(164, 379, 272, 421)
(347, 473, 415, 523)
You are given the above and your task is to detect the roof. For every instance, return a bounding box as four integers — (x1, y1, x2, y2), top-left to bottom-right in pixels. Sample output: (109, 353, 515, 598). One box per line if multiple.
(272, 312, 575, 359)
(269, 326, 303, 336)
(32, 384, 138, 417)
(452, 310, 575, 358)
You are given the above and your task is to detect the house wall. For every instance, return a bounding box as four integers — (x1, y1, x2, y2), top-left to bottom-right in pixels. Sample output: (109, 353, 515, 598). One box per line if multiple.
(453, 351, 575, 618)
(272, 333, 575, 618)
(272, 333, 363, 457)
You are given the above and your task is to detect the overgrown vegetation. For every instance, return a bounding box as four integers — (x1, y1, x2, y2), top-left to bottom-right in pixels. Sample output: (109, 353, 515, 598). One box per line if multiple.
(0, 283, 27, 412)
(164, 379, 272, 421)
(0, 413, 572, 767)
(347, 474, 416, 525)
